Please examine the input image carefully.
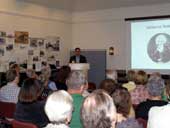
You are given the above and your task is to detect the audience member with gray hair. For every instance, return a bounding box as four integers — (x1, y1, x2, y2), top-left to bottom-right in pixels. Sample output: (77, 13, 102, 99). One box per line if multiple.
(81, 89, 117, 128)
(44, 90, 73, 128)
(67, 71, 87, 90)
(135, 76, 168, 120)
(147, 76, 165, 97)
(148, 76, 169, 128)
(66, 71, 87, 128)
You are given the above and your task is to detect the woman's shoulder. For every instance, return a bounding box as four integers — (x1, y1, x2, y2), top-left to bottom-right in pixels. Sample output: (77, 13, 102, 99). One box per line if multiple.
(116, 118, 143, 128)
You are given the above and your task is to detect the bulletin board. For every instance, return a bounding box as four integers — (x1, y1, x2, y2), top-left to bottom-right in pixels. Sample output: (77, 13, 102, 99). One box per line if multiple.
(0, 31, 61, 72)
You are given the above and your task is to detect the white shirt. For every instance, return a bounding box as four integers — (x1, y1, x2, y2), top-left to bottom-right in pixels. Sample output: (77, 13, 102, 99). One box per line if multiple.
(147, 104, 170, 128)
(44, 123, 69, 128)
(0, 82, 20, 103)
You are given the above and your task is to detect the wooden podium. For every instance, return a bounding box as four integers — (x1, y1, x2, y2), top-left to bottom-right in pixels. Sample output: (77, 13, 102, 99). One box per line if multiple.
(69, 63, 90, 78)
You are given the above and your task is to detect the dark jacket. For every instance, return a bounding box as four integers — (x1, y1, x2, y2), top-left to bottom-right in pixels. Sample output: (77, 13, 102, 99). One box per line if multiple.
(135, 99, 168, 120)
(14, 100, 49, 128)
(55, 81, 68, 91)
(69, 55, 87, 63)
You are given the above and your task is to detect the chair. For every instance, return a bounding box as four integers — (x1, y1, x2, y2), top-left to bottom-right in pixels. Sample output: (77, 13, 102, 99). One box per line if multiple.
(137, 118, 147, 128)
(11, 120, 37, 128)
(0, 101, 16, 118)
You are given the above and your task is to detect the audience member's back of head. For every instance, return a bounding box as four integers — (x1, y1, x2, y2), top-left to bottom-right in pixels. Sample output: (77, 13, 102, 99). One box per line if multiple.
(149, 72, 161, 79)
(39, 67, 51, 85)
(57, 65, 71, 83)
(18, 78, 43, 103)
(135, 70, 148, 85)
(81, 89, 117, 128)
(127, 70, 136, 82)
(66, 71, 87, 91)
(111, 87, 143, 128)
(99, 79, 117, 95)
(9, 63, 20, 74)
(45, 90, 73, 124)
(147, 76, 165, 97)
(6, 69, 19, 83)
(111, 87, 131, 117)
(26, 69, 37, 79)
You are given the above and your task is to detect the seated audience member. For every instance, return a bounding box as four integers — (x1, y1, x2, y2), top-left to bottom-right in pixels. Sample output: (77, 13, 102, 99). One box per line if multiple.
(81, 89, 117, 128)
(111, 87, 143, 128)
(44, 90, 73, 128)
(0, 70, 20, 103)
(106, 69, 117, 82)
(147, 104, 170, 128)
(99, 79, 117, 95)
(39, 67, 57, 91)
(87, 82, 96, 93)
(55, 65, 71, 90)
(9, 63, 20, 75)
(135, 76, 168, 120)
(14, 78, 49, 128)
(26, 69, 38, 79)
(82, 83, 90, 97)
(149, 72, 161, 79)
(162, 79, 170, 102)
(130, 70, 149, 105)
(123, 70, 136, 92)
(66, 71, 87, 128)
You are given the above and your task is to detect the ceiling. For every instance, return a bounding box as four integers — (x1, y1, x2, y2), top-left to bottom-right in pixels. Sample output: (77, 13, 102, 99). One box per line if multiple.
(19, 0, 170, 12)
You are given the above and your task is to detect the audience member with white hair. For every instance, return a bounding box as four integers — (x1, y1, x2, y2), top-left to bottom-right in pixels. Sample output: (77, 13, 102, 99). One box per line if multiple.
(81, 89, 117, 128)
(44, 90, 73, 128)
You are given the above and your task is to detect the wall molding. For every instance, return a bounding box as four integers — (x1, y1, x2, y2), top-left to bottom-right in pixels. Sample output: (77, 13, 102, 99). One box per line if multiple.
(0, 10, 72, 23)
(72, 3, 170, 23)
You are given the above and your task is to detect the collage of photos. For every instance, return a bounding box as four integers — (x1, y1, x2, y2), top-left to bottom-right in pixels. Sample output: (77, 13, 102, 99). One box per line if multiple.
(0, 30, 61, 71)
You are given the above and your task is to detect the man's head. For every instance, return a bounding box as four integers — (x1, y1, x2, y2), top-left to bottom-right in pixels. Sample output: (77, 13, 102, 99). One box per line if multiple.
(155, 34, 167, 52)
(81, 89, 117, 128)
(147, 76, 165, 97)
(66, 71, 87, 93)
(75, 47, 81, 56)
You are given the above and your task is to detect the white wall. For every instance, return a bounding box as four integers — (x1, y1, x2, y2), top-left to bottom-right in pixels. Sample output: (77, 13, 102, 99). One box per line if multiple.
(2, 0, 170, 70)
(0, 0, 72, 66)
(72, 3, 170, 69)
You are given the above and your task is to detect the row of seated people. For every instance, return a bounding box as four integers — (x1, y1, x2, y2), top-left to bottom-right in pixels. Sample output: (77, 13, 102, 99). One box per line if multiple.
(0, 75, 143, 128)
(0, 66, 170, 128)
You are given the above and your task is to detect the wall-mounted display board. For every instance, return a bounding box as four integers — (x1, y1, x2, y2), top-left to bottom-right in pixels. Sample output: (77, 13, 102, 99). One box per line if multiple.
(0, 31, 61, 72)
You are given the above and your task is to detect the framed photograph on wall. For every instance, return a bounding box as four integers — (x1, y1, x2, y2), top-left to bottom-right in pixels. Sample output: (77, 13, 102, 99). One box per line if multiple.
(15, 31, 29, 44)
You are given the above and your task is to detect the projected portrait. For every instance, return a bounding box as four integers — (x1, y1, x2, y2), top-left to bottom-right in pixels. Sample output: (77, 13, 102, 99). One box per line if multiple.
(147, 33, 170, 63)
